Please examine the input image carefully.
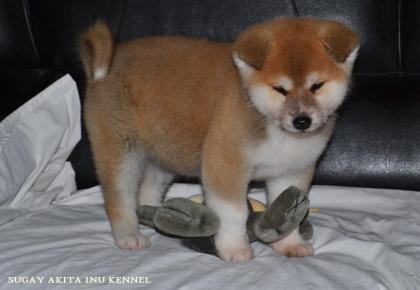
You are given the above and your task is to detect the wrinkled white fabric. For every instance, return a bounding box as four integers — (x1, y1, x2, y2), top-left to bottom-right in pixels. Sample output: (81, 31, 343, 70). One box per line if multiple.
(0, 75, 80, 229)
(0, 185, 419, 290)
(0, 75, 419, 290)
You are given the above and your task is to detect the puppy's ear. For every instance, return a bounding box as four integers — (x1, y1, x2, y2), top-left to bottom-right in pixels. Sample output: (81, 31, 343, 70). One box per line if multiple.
(318, 20, 360, 65)
(233, 28, 273, 70)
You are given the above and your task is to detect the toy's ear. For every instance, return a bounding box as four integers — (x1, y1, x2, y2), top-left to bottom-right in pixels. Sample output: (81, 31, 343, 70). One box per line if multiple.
(153, 198, 219, 238)
(318, 20, 360, 66)
(253, 186, 309, 243)
(233, 27, 273, 70)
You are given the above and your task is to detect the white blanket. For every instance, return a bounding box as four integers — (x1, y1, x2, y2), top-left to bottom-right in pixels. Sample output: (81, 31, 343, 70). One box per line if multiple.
(0, 76, 419, 289)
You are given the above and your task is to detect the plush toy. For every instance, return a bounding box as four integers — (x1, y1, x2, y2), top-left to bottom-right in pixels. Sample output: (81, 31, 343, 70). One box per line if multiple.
(137, 186, 314, 255)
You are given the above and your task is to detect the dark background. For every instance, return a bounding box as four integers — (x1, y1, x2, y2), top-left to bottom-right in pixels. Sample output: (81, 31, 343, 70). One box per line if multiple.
(2, 0, 420, 191)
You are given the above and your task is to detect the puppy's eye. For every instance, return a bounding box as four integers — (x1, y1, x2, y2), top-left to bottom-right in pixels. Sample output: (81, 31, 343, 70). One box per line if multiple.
(310, 82, 325, 93)
(273, 86, 288, 96)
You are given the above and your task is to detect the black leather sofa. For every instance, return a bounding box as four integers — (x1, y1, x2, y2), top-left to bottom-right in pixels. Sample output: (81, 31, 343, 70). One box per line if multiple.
(2, 0, 420, 191)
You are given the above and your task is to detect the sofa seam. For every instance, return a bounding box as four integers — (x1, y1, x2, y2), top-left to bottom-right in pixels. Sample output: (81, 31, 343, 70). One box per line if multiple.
(22, 0, 40, 66)
(289, 0, 300, 17)
(112, 0, 126, 43)
(397, 0, 402, 72)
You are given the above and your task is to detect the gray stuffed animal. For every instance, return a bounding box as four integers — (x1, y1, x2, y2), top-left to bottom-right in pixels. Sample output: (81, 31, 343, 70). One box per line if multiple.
(137, 186, 313, 255)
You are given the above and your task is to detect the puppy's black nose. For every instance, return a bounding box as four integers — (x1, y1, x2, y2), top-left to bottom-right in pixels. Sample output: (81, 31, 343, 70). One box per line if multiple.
(292, 115, 312, 131)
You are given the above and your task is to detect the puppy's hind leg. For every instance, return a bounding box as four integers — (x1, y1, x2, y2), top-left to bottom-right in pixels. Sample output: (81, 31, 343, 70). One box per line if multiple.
(93, 138, 150, 250)
(110, 150, 151, 250)
(138, 163, 174, 207)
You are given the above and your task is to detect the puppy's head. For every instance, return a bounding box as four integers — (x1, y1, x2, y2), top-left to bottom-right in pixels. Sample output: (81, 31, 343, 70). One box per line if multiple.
(233, 18, 359, 133)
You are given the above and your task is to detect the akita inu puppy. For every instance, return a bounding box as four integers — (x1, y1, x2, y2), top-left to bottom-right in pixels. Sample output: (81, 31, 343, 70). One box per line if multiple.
(80, 17, 359, 261)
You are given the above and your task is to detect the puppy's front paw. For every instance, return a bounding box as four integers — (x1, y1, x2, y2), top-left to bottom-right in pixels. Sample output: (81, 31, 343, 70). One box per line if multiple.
(115, 233, 151, 250)
(215, 234, 254, 261)
(270, 227, 314, 257)
(217, 244, 254, 261)
(271, 240, 314, 257)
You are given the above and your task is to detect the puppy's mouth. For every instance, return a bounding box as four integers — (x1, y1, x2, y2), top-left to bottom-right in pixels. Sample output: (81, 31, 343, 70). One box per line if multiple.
(280, 125, 320, 135)
(278, 116, 330, 135)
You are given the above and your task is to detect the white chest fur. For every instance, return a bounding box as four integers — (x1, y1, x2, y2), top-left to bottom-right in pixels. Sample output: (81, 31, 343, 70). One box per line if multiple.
(247, 125, 330, 180)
